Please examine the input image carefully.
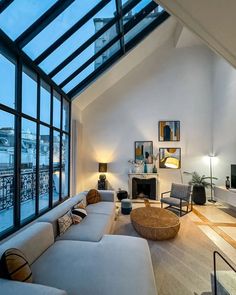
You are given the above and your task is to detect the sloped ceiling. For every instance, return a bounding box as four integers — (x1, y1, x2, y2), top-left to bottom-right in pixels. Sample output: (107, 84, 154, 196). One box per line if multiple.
(73, 17, 177, 110)
(155, 0, 236, 68)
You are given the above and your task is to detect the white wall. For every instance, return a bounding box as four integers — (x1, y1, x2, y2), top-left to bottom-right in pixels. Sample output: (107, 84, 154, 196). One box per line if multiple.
(80, 41, 214, 195)
(70, 103, 83, 194)
(212, 55, 236, 185)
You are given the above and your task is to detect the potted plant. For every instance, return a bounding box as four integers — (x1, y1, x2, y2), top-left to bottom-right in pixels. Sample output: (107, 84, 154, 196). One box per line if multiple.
(184, 171, 217, 205)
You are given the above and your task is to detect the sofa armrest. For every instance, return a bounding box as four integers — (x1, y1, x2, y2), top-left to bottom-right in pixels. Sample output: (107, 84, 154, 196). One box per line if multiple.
(98, 190, 115, 202)
(0, 278, 67, 295)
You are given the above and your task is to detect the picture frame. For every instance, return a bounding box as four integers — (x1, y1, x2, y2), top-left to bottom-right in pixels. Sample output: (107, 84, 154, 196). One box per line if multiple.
(134, 141, 153, 164)
(159, 121, 180, 142)
(159, 148, 181, 169)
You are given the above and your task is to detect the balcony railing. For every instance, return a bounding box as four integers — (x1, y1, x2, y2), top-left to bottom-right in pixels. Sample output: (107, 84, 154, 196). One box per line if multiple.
(0, 168, 55, 211)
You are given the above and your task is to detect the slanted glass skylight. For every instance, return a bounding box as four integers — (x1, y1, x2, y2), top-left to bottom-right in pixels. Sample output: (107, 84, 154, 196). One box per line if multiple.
(0, 0, 169, 99)
(0, 0, 57, 40)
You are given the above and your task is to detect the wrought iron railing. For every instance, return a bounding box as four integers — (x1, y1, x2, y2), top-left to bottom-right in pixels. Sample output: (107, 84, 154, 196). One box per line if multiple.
(0, 168, 53, 211)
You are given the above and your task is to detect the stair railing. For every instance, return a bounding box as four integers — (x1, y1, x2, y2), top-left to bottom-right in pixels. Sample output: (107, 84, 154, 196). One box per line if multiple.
(213, 250, 236, 295)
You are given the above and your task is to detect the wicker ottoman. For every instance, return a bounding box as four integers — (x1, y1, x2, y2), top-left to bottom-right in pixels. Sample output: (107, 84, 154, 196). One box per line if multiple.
(121, 199, 132, 215)
(130, 207, 180, 240)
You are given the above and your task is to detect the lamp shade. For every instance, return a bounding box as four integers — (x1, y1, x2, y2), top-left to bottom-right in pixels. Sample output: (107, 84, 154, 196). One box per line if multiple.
(98, 163, 107, 173)
(165, 157, 179, 169)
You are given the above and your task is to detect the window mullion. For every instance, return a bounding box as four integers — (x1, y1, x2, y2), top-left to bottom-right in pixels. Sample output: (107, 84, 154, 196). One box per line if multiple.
(115, 0, 125, 54)
(49, 86, 53, 209)
(35, 74, 40, 216)
(14, 56, 22, 228)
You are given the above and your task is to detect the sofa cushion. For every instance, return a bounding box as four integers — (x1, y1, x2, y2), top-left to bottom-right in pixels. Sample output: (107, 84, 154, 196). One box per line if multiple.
(56, 213, 112, 242)
(38, 192, 86, 237)
(161, 197, 188, 207)
(1, 248, 32, 283)
(57, 211, 73, 236)
(71, 207, 87, 224)
(31, 235, 157, 295)
(0, 222, 54, 268)
(86, 189, 101, 205)
(0, 278, 68, 295)
(86, 201, 115, 215)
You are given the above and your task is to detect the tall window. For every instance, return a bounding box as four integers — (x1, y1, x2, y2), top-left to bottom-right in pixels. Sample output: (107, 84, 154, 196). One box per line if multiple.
(0, 48, 70, 238)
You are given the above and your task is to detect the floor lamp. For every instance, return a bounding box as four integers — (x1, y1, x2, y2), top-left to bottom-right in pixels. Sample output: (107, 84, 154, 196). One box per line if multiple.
(208, 155, 216, 203)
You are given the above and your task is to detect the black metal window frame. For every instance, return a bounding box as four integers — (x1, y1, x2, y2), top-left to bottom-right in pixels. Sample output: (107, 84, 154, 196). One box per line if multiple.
(0, 42, 71, 241)
(0, 0, 169, 100)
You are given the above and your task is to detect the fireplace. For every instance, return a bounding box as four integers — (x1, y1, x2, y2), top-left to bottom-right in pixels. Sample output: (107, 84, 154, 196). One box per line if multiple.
(132, 177, 156, 200)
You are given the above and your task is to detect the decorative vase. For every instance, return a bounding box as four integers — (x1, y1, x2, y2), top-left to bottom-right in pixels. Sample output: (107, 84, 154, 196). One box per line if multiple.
(144, 163, 147, 173)
(192, 185, 206, 205)
(225, 176, 230, 189)
(153, 165, 157, 173)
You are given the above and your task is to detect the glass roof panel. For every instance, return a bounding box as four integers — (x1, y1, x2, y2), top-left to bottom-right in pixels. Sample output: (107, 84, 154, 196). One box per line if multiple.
(0, 0, 57, 40)
(39, 0, 116, 74)
(124, 7, 161, 43)
(52, 24, 118, 85)
(23, 0, 100, 60)
(62, 41, 120, 93)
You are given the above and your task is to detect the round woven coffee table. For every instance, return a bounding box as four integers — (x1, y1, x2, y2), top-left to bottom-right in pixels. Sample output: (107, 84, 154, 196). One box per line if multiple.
(130, 207, 180, 241)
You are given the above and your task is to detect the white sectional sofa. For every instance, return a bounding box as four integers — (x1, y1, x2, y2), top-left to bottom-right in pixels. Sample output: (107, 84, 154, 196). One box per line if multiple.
(0, 190, 157, 295)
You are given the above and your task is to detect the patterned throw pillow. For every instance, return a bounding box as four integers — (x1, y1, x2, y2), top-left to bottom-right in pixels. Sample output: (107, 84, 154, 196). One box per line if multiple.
(1, 248, 32, 283)
(86, 189, 101, 205)
(58, 211, 73, 236)
(71, 202, 87, 224)
(74, 201, 86, 210)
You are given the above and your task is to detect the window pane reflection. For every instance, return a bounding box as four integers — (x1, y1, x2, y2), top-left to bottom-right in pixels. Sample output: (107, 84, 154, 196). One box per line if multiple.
(0, 53, 15, 109)
(39, 125, 50, 212)
(0, 110, 15, 233)
(21, 118, 37, 222)
(53, 131, 60, 203)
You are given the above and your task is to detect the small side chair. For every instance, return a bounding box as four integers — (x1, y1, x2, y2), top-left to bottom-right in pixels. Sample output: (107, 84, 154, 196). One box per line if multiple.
(160, 183, 192, 216)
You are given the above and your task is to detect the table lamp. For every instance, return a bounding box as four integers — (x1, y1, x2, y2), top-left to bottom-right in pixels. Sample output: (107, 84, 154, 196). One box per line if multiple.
(98, 163, 107, 190)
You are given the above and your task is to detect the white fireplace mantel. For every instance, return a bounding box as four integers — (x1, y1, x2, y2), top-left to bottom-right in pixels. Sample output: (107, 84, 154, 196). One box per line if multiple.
(128, 173, 160, 200)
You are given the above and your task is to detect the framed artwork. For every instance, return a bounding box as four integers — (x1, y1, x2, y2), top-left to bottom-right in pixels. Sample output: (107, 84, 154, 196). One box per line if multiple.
(135, 141, 153, 163)
(159, 121, 180, 141)
(159, 148, 181, 169)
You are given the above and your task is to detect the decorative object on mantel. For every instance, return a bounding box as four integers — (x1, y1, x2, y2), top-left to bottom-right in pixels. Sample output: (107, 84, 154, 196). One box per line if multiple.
(98, 162, 107, 190)
(184, 171, 217, 205)
(151, 152, 159, 173)
(128, 159, 144, 173)
(159, 121, 180, 141)
(225, 176, 230, 189)
(159, 148, 181, 169)
(134, 141, 153, 164)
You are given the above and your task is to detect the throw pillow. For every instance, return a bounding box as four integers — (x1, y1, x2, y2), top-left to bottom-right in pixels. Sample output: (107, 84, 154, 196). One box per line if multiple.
(71, 205, 87, 224)
(86, 189, 101, 205)
(1, 248, 32, 283)
(74, 201, 86, 210)
(58, 211, 73, 236)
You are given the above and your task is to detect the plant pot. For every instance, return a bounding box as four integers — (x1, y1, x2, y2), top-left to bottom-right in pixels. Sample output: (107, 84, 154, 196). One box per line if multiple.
(192, 185, 206, 205)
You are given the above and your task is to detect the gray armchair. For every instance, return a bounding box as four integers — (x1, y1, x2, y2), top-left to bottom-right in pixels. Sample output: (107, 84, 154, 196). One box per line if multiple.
(161, 183, 192, 216)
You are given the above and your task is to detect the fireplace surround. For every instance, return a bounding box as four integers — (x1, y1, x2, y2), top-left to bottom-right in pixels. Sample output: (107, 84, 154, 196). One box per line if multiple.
(128, 173, 160, 200)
